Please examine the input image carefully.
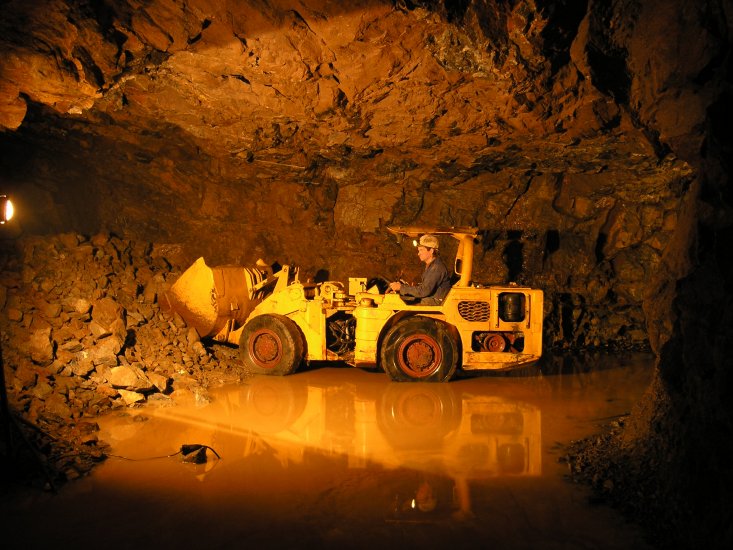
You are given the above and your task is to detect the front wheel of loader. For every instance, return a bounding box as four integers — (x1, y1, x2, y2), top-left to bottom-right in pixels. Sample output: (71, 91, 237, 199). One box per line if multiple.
(380, 316, 459, 382)
(239, 314, 305, 376)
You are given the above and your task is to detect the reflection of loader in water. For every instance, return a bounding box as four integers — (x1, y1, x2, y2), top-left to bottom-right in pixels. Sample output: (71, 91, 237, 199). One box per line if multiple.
(373, 382, 541, 521)
(149, 374, 541, 477)
(146, 373, 541, 519)
(164, 227, 544, 382)
(228, 375, 542, 476)
(213, 374, 544, 476)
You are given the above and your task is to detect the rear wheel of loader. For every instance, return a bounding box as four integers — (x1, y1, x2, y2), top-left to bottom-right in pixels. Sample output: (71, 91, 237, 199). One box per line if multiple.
(239, 314, 305, 376)
(380, 316, 459, 382)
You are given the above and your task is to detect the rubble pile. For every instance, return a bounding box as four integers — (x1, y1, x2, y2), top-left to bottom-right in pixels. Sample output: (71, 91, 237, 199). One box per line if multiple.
(559, 413, 683, 548)
(0, 233, 245, 484)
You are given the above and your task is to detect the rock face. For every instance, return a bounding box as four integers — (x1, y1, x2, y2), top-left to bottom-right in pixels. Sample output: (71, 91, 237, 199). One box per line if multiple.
(0, 0, 731, 547)
(1, 0, 712, 353)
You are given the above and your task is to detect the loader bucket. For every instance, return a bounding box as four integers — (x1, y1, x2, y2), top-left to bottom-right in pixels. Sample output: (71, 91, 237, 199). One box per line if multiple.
(163, 257, 266, 339)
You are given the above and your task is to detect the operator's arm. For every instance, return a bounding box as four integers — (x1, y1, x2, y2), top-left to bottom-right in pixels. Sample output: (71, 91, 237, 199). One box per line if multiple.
(400, 262, 442, 299)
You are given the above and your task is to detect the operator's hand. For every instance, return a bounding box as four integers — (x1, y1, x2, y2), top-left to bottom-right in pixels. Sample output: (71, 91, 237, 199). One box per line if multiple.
(389, 281, 401, 293)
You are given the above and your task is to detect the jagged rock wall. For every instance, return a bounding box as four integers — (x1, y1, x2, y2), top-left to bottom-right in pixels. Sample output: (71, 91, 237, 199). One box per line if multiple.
(560, 1, 733, 548)
(0, 0, 705, 353)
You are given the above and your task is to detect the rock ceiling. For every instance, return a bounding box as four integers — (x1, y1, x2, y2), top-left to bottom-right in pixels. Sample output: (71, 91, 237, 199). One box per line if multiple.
(0, 0, 729, 350)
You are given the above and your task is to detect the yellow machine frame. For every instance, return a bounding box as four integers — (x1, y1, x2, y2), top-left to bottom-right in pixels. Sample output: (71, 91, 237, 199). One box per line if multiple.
(166, 226, 544, 382)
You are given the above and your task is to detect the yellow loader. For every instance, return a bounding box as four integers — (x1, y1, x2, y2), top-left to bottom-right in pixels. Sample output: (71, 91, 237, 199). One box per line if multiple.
(163, 227, 544, 382)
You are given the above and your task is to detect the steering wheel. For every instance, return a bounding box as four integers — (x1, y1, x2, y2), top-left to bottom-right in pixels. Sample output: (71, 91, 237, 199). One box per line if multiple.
(385, 277, 408, 294)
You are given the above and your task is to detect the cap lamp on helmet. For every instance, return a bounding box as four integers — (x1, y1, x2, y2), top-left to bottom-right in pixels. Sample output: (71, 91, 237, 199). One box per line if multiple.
(413, 234, 439, 249)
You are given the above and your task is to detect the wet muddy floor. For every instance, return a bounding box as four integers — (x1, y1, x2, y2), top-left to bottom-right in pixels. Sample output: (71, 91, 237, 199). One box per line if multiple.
(3, 353, 655, 549)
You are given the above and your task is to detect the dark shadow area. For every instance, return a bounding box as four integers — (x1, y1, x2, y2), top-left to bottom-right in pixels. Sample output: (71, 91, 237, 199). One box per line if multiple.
(544, 228, 560, 262)
(595, 232, 607, 263)
(502, 230, 524, 283)
(313, 268, 330, 283)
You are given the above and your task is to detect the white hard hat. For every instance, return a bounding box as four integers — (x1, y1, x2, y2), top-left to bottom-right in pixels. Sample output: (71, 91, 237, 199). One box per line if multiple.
(416, 234, 439, 249)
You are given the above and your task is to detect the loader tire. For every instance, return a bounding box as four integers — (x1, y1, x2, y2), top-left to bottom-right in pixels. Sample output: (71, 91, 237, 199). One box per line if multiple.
(377, 383, 460, 448)
(239, 314, 305, 376)
(243, 376, 307, 432)
(380, 316, 459, 382)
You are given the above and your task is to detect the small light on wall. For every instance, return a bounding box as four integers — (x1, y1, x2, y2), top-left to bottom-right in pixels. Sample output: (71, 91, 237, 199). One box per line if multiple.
(0, 195, 13, 224)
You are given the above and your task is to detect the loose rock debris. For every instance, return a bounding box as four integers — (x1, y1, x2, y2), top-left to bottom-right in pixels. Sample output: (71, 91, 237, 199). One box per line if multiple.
(559, 414, 687, 549)
(0, 233, 247, 488)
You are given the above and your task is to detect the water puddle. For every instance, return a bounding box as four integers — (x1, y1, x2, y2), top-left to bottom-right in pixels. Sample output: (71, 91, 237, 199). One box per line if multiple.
(5, 353, 655, 549)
